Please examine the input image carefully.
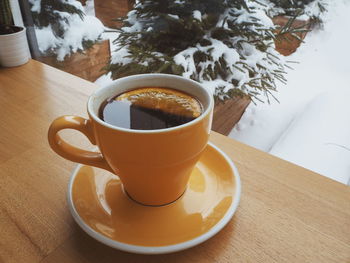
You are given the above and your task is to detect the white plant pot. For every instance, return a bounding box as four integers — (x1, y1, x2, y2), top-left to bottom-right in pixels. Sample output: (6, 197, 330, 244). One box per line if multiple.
(0, 26, 30, 67)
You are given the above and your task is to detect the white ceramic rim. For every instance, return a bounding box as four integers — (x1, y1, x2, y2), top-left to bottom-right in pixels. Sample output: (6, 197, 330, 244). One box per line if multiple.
(87, 74, 214, 134)
(67, 142, 241, 254)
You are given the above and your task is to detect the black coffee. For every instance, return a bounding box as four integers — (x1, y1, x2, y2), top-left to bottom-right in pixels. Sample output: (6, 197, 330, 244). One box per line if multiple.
(99, 87, 203, 130)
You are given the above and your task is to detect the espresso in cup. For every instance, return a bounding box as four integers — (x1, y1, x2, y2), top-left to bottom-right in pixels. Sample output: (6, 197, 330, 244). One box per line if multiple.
(99, 87, 203, 130)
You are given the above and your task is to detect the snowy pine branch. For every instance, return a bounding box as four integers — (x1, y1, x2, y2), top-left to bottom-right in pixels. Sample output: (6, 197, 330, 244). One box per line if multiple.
(106, 0, 295, 102)
(29, 0, 104, 61)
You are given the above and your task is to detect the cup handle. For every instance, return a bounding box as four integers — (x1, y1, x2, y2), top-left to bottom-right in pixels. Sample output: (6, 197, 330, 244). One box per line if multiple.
(48, 115, 114, 173)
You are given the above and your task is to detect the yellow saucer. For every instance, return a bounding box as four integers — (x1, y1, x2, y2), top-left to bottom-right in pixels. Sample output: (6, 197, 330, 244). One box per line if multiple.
(68, 142, 241, 254)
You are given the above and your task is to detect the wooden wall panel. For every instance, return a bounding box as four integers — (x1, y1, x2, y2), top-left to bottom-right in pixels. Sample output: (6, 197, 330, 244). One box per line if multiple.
(39, 40, 110, 82)
(94, 0, 135, 28)
(212, 97, 250, 136)
(273, 16, 309, 56)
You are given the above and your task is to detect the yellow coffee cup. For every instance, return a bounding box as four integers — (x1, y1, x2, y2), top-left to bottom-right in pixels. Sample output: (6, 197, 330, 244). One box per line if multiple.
(48, 74, 214, 206)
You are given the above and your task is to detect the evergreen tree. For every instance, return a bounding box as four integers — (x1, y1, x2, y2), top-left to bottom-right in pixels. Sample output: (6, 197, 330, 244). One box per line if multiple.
(29, 0, 104, 60)
(107, 0, 294, 102)
(268, 0, 326, 23)
(30, 0, 85, 38)
(269, 0, 314, 11)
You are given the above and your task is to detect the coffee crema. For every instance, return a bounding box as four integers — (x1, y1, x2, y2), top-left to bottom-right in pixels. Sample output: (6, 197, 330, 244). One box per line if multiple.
(99, 87, 203, 130)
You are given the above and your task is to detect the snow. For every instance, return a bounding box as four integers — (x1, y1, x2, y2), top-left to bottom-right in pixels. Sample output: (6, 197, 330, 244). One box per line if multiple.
(303, 0, 327, 18)
(192, 10, 202, 21)
(109, 0, 287, 101)
(32, 0, 104, 61)
(110, 46, 133, 65)
(122, 10, 142, 33)
(233, 6, 274, 28)
(173, 47, 197, 79)
(28, 0, 41, 13)
(83, 0, 95, 16)
(172, 32, 275, 97)
(263, 0, 327, 19)
(57, 15, 104, 60)
(168, 14, 179, 20)
(270, 92, 350, 184)
(229, 0, 350, 185)
(95, 72, 114, 87)
(35, 25, 60, 52)
(100, 29, 120, 55)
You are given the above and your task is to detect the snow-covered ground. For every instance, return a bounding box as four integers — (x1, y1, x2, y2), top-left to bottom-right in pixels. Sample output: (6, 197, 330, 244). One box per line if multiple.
(229, 1, 350, 185)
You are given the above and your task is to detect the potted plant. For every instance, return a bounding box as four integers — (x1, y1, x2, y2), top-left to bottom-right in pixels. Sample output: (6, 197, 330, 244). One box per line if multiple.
(105, 0, 296, 135)
(0, 0, 30, 67)
(269, 0, 326, 55)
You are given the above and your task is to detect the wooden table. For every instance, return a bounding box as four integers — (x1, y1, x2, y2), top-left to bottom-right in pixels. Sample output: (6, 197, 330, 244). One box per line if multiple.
(0, 60, 349, 263)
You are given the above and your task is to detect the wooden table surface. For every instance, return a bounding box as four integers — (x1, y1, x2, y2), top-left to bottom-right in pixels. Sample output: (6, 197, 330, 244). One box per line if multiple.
(0, 60, 349, 263)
